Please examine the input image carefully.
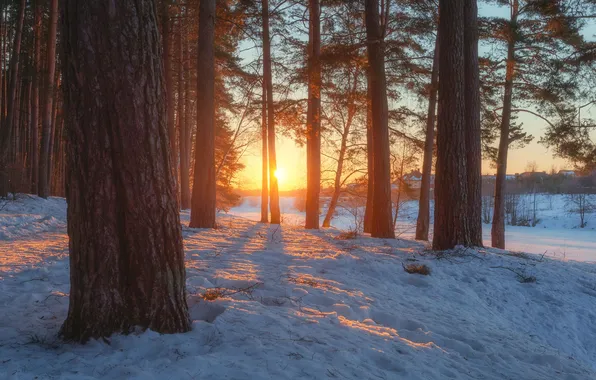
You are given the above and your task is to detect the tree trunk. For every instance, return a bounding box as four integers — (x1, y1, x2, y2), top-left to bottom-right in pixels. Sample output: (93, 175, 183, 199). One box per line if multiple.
(464, 0, 483, 247)
(47, 75, 60, 189)
(182, 33, 192, 210)
(190, 0, 217, 228)
(262, 0, 280, 224)
(38, 0, 58, 199)
(363, 75, 374, 233)
(415, 31, 439, 241)
(364, 0, 394, 238)
(162, 0, 178, 201)
(260, 76, 269, 223)
(305, 0, 321, 229)
(0, 0, 26, 197)
(60, 0, 190, 342)
(30, 0, 42, 194)
(491, 1, 518, 249)
(432, 0, 470, 250)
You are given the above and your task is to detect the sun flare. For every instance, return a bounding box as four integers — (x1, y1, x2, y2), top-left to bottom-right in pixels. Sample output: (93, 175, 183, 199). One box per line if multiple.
(274, 167, 287, 184)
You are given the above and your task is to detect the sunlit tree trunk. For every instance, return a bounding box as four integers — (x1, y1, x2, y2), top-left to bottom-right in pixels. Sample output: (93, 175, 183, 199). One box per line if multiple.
(60, 0, 190, 342)
(363, 75, 373, 234)
(262, 0, 280, 224)
(491, 1, 518, 249)
(305, 0, 321, 229)
(190, 0, 217, 228)
(182, 32, 192, 209)
(433, 0, 471, 250)
(260, 77, 269, 223)
(364, 0, 394, 238)
(415, 31, 439, 241)
(162, 0, 178, 201)
(0, 0, 26, 197)
(38, 0, 58, 199)
(29, 0, 42, 194)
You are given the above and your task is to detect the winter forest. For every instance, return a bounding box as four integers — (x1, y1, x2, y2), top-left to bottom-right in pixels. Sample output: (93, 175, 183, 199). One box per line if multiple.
(1, 0, 596, 379)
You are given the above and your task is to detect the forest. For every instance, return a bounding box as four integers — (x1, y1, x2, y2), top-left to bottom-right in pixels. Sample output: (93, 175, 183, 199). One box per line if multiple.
(1, 0, 596, 379)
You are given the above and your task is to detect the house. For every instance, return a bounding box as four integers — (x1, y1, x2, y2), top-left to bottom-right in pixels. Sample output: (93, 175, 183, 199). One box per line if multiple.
(558, 170, 576, 177)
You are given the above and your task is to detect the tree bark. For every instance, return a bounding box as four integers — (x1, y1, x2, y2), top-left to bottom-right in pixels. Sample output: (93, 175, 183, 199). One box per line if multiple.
(38, 0, 58, 199)
(262, 0, 280, 224)
(260, 76, 269, 223)
(0, 0, 26, 197)
(30, 0, 42, 194)
(433, 0, 470, 250)
(162, 0, 178, 202)
(415, 31, 439, 241)
(464, 0, 483, 247)
(179, 17, 191, 210)
(363, 75, 374, 234)
(491, 1, 518, 249)
(190, 0, 217, 228)
(305, 0, 321, 229)
(364, 0, 394, 238)
(60, 0, 191, 342)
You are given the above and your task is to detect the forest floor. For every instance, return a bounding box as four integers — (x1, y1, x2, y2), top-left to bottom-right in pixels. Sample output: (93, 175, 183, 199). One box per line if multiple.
(1, 196, 596, 379)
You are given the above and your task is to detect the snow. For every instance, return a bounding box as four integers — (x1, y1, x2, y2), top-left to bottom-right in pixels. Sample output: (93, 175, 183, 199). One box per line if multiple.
(1, 195, 596, 379)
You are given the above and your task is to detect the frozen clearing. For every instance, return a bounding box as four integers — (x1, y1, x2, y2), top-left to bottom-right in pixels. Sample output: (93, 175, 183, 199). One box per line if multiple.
(1, 196, 596, 379)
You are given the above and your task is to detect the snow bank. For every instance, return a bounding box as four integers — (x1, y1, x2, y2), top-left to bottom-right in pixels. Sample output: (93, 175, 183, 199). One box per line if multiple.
(1, 196, 596, 379)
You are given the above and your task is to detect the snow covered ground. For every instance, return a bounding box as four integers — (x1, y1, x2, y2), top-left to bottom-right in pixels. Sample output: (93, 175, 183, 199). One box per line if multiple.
(1, 196, 596, 379)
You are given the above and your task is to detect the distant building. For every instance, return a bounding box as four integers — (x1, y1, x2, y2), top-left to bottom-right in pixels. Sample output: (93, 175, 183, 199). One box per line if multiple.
(558, 170, 576, 177)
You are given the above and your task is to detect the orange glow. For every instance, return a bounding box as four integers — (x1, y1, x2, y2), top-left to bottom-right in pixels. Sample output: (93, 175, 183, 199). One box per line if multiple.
(274, 167, 287, 184)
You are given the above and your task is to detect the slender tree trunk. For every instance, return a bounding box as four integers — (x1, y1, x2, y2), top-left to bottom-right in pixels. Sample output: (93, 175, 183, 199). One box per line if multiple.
(0, 0, 26, 197)
(415, 31, 439, 241)
(30, 0, 42, 194)
(433, 0, 470, 250)
(162, 0, 178, 200)
(464, 0, 483, 247)
(38, 0, 58, 199)
(491, 1, 518, 249)
(364, 0, 394, 238)
(262, 0, 280, 224)
(363, 75, 374, 233)
(179, 18, 191, 210)
(305, 0, 321, 229)
(260, 76, 269, 223)
(190, 0, 217, 228)
(60, 0, 190, 342)
(47, 76, 60, 189)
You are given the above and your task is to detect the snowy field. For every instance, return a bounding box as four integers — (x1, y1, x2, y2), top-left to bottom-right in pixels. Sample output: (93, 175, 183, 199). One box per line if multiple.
(1, 196, 596, 379)
(228, 195, 596, 262)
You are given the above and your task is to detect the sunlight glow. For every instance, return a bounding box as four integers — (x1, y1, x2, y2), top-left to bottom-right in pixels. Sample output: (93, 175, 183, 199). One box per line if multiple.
(274, 167, 287, 184)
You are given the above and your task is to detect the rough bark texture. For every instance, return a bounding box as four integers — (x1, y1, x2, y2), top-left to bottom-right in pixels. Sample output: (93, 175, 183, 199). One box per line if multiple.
(464, 0, 483, 247)
(433, 0, 470, 250)
(305, 0, 321, 229)
(415, 31, 439, 242)
(0, 0, 26, 197)
(60, 0, 191, 342)
(162, 0, 178, 202)
(364, 0, 394, 239)
(181, 33, 192, 210)
(363, 75, 373, 234)
(190, 0, 217, 228)
(38, 0, 58, 199)
(262, 0, 280, 224)
(260, 76, 269, 223)
(30, 0, 42, 194)
(491, 2, 518, 249)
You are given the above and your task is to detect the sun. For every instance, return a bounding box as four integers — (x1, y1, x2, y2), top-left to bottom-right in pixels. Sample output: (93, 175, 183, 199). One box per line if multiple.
(274, 167, 287, 184)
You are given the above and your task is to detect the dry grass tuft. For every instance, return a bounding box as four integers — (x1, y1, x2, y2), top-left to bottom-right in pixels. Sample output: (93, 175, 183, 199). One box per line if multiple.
(402, 263, 431, 276)
(335, 230, 358, 240)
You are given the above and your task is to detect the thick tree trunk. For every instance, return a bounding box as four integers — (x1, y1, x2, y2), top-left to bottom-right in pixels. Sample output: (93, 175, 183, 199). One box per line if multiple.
(190, 0, 217, 228)
(38, 0, 58, 199)
(260, 77, 269, 223)
(0, 0, 26, 197)
(60, 0, 190, 342)
(491, 1, 518, 249)
(162, 0, 178, 201)
(30, 0, 42, 194)
(464, 0, 483, 247)
(182, 33, 192, 210)
(179, 20, 191, 210)
(364, 0, 394, 238)
(262, 0, 280, 224)
(432, 0, 470, 250)
(305, 0, 321, 229)
(363, 76, 374, 234)
(415, 31, 439, 241)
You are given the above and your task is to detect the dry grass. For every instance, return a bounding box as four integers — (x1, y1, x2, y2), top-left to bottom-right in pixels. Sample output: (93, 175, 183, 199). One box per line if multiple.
(402, 263, 431, 276)
(335, 230, 358, 240)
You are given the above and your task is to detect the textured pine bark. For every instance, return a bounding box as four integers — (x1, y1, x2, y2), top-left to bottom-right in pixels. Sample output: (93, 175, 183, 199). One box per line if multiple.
(433, 0, 470, 250)
(464, 0, 483, 247)
(363, 76, 374, 234)
(305, 0, 321, 230)
(38, 0, 58, 199)
(60, 0, 191, 342)
(181, 33, 192, 210)
(415, 31, 439, 242)
(262, 0, 281, 224)
(260, 76, 269, 223)
(29, 0, 42, 194)
(190, 0, 217, 228)
(364, 0, 394, 239)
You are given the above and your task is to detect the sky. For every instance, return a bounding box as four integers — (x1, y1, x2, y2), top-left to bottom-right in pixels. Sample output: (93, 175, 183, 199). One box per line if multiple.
(236, 4, 596, 191)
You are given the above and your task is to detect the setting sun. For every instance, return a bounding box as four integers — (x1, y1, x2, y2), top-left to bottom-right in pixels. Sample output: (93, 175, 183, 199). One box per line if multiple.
(274, 167, 287, 184)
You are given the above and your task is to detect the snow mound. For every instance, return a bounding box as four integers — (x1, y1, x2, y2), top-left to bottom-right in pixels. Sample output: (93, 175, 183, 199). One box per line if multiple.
(1, 198, 595, 379)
